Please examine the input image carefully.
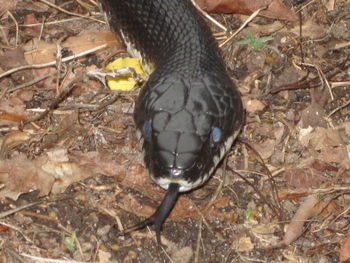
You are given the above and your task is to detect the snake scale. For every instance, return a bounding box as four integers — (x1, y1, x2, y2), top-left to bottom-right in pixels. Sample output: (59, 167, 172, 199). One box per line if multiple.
(100, 0, 244, 243)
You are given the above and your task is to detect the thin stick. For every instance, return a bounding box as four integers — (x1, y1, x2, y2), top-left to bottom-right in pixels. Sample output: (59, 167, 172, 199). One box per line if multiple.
(0, 201, 41, 219)
(7, 11, 19, 46)
(194, 218, 203, 263)
(190, 0, 227, 31)
(219, 7, 266, 48)
(0, 44, 107, 79)
(194, 154, 230, 262)
(295, 0, 317, 13)
(331, 81, 350, 88)
(37, 0, 104, 24)
(17, 17, 93, 27)
(327, 99, 350, 118)
(0, 221, 34, 242)
(21, 253, 88, 263)
(7, 75, 50, 93)
(299, 61, 334, 100)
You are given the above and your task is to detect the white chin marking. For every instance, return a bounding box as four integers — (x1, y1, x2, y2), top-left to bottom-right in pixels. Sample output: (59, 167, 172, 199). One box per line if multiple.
(156, 178, 199, 192)
(152, 131, 240, 192)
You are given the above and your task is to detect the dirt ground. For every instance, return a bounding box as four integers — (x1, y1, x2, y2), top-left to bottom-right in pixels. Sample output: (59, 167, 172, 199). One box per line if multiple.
(0, 0, 349, 262)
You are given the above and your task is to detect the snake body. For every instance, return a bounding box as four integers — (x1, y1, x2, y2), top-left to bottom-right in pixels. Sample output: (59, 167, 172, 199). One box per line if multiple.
(100, 0, 243, 242)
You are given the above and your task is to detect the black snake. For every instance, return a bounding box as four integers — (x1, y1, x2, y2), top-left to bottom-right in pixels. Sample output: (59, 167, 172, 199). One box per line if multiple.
(100, 0, 244, 243)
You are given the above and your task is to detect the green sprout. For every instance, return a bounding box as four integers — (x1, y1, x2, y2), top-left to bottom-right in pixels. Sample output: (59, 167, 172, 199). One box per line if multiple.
(245, 207, 254, 219)
(111, 259, 119, 263)
(63, 232, 77, 253)
(48, 125, 59, 132)
(237, 31, 273, 51)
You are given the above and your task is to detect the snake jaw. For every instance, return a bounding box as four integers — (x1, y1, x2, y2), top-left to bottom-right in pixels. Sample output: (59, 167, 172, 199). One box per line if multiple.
(150, 127, 241, 192)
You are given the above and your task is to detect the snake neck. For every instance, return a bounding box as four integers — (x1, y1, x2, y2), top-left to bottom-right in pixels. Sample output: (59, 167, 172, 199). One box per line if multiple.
(102, 0, 226, 78)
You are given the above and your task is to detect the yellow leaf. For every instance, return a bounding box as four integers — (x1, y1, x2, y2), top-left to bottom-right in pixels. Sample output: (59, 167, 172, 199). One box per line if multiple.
(105, 57, 146, 91)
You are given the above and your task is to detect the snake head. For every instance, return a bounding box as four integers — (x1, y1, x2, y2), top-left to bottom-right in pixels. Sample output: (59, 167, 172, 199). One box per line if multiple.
(135, 73, 243, 192)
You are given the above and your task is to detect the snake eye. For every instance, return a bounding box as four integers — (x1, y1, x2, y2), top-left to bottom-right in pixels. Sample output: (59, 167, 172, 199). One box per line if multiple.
(142, 121, 152, 141)
(210, 127, 222, 145)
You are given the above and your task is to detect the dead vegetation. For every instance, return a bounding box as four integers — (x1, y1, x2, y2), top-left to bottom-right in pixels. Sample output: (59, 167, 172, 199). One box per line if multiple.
(0, 0, 349, 262)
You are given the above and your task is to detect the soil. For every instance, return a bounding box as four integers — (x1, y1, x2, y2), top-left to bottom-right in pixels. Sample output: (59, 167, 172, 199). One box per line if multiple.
(0, 0, 349, 263)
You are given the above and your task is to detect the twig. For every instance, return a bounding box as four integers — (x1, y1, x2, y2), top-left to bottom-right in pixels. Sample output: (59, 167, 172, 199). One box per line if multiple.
(194, 218, 203, 263)
(298, 61, 334, 100)
(55, 43, 63, 92)
(27, 72, 84, 122)
(37, 0, 104, 24)
(21, 253, 88, 263)
(239, 140, 283, 218)
(18, 17, 93, 27)
(0, 221, 35, 243)
(7, 75, 50, 93)
(270, 55, 350, 94)
(298, 11, 304, 64)
(327, 99, 350, 118)
(229, 167, 282, 220)
(331, 81, 350, 88)
(295, 0, 317, 13)
(5, 248, 27, 263)
(194, 154, 230, 262)
(0, 44, 107, 79)
(0, 201, 41, 219)
(0, 25, 10, 45)
(190, 0, 227, 31)
(219, 6, 266, 48)
(7, 11, 18, 47)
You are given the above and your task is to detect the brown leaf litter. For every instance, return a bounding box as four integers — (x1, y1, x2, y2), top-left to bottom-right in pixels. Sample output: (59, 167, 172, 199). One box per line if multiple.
(0, 0, 349, 262)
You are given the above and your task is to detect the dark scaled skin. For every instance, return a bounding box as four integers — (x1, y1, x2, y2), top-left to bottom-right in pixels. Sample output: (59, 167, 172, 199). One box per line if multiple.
(100, 0, 243, 243)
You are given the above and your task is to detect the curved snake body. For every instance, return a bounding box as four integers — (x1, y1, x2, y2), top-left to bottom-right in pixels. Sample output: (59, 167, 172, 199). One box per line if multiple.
(100, 0, 243, 242)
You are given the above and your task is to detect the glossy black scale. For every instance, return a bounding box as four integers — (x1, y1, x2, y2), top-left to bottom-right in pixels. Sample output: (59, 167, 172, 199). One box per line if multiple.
(100, 0, 243, 243)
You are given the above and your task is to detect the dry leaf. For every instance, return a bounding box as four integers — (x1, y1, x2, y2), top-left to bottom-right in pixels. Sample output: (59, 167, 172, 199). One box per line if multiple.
(98, 250, 112, 263)
(283, 195, 319, 245)
(0, 154, 55, 200)
(283, 195, 338, 245)
(0, 111, 27, 122)
(0, 48, 33, 83)
(251, 223, 280, 246)
(245, 98, 266, 113)
(0, 96, 27, 126)
(290, 19, 328, 39)
(298, 103, 328, 129)
(195, 0, 296, 21)
(325, 0, 335, 11)
(0, 0, 17, 14)
(284, 168, 327, 189)
(171, 246, 193, 263)
(24, 31, 119, 65)
(23, 39, 56, 64)
(340, 235, 350, 263)
(0, 131, 30, 158)
(309, 127, 344, 150)
(238, 236, 254, 251)
(24, 14, 41, 37)
(318, 146, 349, 165)
(246, 19, 328, 40)
(42, 149, 97, 194)
(62, 31, 120, 55)
(253, 138, 276, 159)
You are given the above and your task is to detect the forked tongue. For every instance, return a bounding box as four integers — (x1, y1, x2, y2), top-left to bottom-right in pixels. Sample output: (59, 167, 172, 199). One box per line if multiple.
(122, 183, 180, 244)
